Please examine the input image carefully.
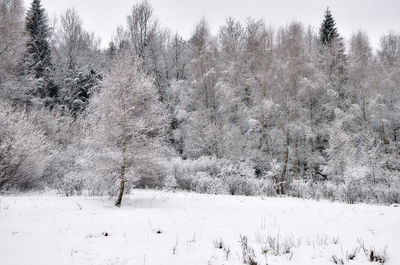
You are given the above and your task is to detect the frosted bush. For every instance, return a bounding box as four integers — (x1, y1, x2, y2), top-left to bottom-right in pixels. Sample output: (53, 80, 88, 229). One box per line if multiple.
(174, 172, 194, 191)
(171, 157, 283, 196)
(287, 179, 340, 201)
(287, 179, 311, 198)
(259, 178, 277, 196)
(223, 175, 263, 196)
(134, 161, 166, 189)
(58, 172, 85, 196)
(173, 171, 227, 194)
(375, 183, 400, 204)
(193, 172, 228, 194)
(320, 181, 338, 201)
(340, 180, 365, 204)
(219, 161, 261, 196)
(163, 175, 178, 191)
(0, 103, 52, 191)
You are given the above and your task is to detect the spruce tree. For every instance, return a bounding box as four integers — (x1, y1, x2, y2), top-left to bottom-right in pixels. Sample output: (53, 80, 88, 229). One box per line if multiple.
(319, 8, 338, 45)
(319, 7, 347, 108)
(24, 0, 56, 99)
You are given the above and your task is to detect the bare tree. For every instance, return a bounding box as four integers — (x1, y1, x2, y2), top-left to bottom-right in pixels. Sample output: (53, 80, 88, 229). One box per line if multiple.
(127, 0, 158, 61)
(88, 52, 165, 206)
(54, 8, 99, 71)
(0, 0, 25, 81)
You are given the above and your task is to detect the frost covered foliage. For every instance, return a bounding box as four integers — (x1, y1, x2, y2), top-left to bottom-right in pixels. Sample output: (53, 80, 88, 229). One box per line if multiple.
(287, 178, 400, 205)
(166, 157, 228, 194)
(167, 157, 276, 196)
(41, 113, 87, 196)
(82, 51, 168, 205)
(0, 102, 51, 191)
(0, 0, 399, 204)
(0, 0, 25, 81)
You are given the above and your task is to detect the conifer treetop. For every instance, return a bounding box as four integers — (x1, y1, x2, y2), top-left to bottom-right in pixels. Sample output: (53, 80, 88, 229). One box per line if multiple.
(24, 0, 51, 81)
(319, 7, 339, 45)
(25, 0, 48, 38)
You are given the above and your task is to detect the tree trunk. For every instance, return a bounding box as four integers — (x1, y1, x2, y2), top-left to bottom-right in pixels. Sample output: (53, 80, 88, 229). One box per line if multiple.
(115, 141, 126, 207)
(294, 138, 300, 178)
(381, 122, 388, 145)
(280, 128, 289, 195)
(116, 92, 128, 207)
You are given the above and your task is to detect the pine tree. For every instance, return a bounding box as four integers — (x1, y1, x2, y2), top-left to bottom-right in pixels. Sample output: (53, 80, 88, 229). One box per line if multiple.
(319, 7, 347, 109)
(24, 0, 55, 99)
(319, 7, 338, 46)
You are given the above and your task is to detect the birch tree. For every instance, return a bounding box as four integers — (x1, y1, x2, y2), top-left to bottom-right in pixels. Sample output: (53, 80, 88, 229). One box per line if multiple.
(88, 52, 165, 206)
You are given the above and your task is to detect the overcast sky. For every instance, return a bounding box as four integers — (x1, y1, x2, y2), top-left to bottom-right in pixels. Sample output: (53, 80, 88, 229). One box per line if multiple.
(23, 0, 400, 50)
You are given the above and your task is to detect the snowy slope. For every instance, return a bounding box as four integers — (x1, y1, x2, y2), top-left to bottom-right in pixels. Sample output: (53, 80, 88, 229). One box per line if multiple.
(0, 190, 398, 265)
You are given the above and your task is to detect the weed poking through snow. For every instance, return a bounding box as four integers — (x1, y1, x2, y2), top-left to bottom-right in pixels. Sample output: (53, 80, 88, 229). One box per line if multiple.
(213, 238, 224, 249)
(212, 238, 230, 260)
(172, 236, 179, 255)
(331, 254, 345, 265)
(239, 235, 258, 265)
(358, 239, 387, 264)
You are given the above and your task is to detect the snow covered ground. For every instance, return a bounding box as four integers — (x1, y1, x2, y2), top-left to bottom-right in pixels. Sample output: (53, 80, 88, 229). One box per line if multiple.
(0, 190, 399, 265)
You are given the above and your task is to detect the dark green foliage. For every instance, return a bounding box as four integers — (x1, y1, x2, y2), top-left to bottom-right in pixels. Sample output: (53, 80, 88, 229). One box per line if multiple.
(61, 68, 102, 115)
(318, 7, 347, 110)
(25, 0, 51, 78)
(319, 8, 338, 46)
(75, 68, 101, 103)
(24, 0, 55, 99)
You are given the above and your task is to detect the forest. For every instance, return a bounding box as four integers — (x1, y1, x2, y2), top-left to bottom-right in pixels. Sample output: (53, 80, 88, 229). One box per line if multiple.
(1, 0, 399, 206)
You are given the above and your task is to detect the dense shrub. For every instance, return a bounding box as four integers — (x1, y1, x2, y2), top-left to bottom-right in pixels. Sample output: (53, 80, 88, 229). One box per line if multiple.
(340, 180, 366, 204)
(174, 171, 228, 194)
(57, 172, 85, 196)
(375, 183, 400, 204)
(219, 161, 260, 196)
(0, 102, 52, 192)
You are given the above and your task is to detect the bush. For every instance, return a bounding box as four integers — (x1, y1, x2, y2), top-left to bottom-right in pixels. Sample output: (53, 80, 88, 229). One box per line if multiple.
(320, 181, 338, 201)
(340, 180, 365, 204)
(287, 179, 311, 199)
(170, 157, 268, 196)
(133, 159, 166, 189)
(287, 179, 332, 200)
(0, 102, 52, 192)
(219, 161, 261, 196)
(223, 175, 262, 196)
(375, 183, 400, 204)
(175, 171, 228, 194)
(259, 178, 278, 196)
(57, 172, 85, 196)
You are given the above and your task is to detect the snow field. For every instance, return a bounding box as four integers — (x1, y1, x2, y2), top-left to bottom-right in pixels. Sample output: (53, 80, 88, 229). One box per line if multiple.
(0, 190, 399, 265)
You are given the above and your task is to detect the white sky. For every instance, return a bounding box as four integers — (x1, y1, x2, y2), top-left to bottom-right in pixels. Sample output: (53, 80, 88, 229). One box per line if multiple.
(23, 0, 400, 50)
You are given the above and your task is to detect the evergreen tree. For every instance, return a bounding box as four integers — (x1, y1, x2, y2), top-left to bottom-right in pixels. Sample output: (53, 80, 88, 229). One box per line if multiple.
(319, 7, 338, 46)
(65, 67, 101, 115)
(319, 7, 347, 109)
(24, 0, 56, 99)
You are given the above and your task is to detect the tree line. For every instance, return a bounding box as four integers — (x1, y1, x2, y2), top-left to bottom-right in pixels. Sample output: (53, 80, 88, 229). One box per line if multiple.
(0, 0, 399, 205)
